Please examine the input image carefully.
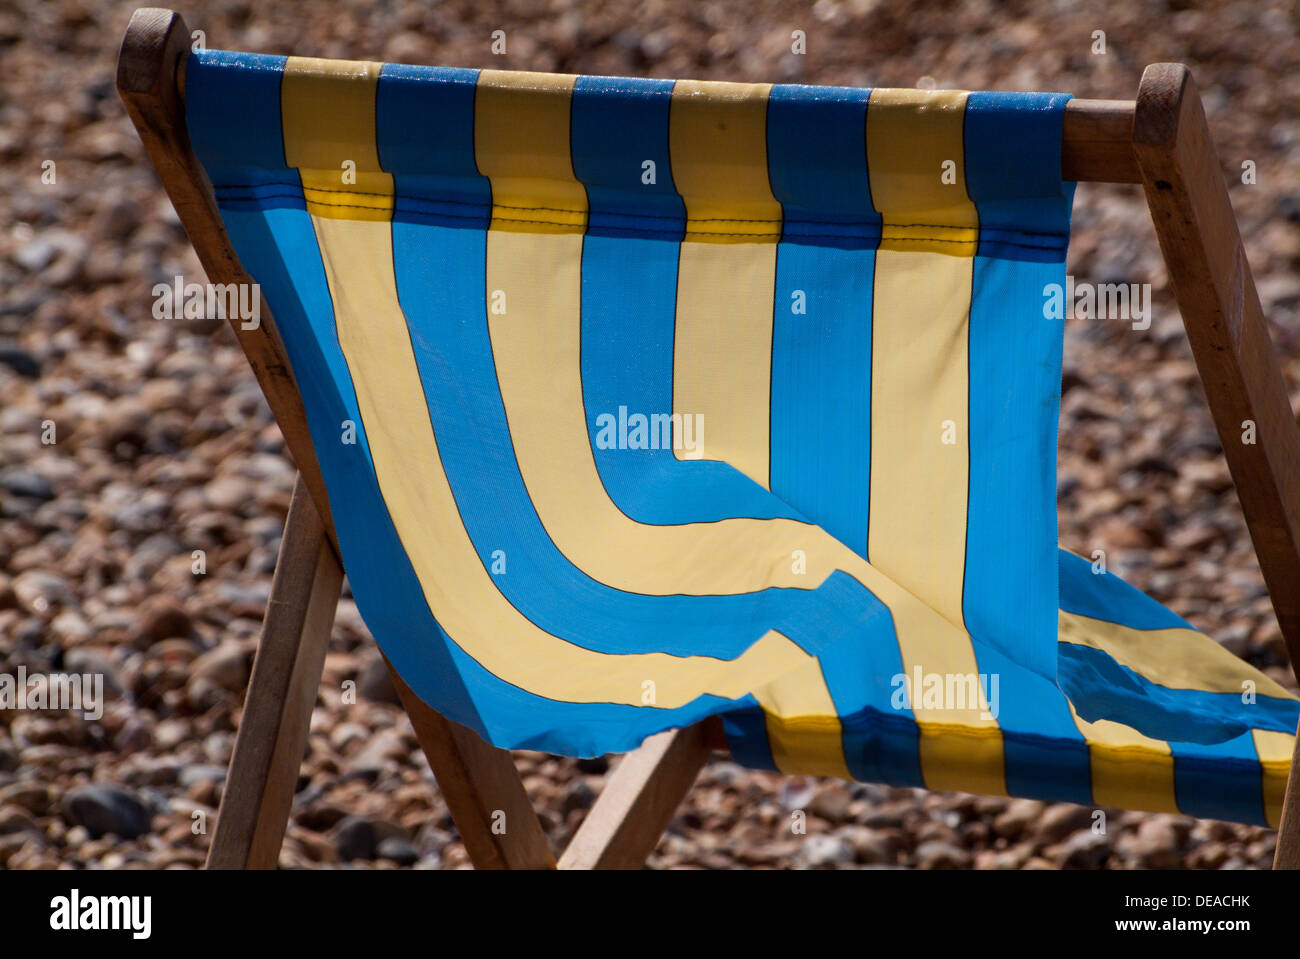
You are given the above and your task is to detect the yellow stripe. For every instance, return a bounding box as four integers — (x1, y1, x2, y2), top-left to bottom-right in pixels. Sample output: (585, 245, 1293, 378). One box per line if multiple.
(1253, 729, 1293, 828)
(282, 57, 392, 221)
(1066, 702, 1179, 813)
(866, 89, 977, 255)
(862, 89, 1001, 793)
(751, 651, 852, 780)
(866, 249, 972, 631)
(474, 70, 587, 234)
(917, 720, 1004, 796)
(1060, 610, 1298, 701)
(866, 89, 974, 633)
(668, 80, 782, 240)
(670, 80, 778, 487)
(895, 599, 1005, 796)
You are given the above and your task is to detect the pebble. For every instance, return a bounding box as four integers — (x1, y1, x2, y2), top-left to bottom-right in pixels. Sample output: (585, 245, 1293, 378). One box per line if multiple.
(12, 570, 74, 612)
(333, 816, 407, 862)
(177, 765, 228, 790)
(357, 654, 403, 706)
(0, 805, 40, 836)
(796, 833, 855, 868)
(60, 784, 153, 839)
(809, 784, 853, 822)
(189, 641, 252, 693)
(376, 836, 421, 866)
(0, 782, 50, 815)
(63, 640, 117, 673)
(561, 778, 597, 816)
(914, 840, 973, 870)
(992, 798, 1042, 840)
(1037, 803, 1095, 844)
(844, 826, 897, 865)
(132, 597, 193, 647)
(1057, 831, 1112, 869)
(14, 237, 58, 272)
(0, 343, 40, 378)
(0, 469, 52, 499)
(345, 728, 411, 776)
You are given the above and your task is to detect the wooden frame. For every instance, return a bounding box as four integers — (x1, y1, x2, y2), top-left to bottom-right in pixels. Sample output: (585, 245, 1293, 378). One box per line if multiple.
(117, 6, 1300, 870)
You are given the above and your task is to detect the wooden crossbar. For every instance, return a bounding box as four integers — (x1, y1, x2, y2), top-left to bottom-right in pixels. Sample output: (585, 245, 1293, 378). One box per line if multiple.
(118, 6, 1300, 871)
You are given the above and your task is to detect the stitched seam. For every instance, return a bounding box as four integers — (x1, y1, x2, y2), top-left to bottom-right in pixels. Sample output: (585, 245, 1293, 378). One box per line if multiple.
(215, 185, 1068, 249)
(214, 181, 1067, 237)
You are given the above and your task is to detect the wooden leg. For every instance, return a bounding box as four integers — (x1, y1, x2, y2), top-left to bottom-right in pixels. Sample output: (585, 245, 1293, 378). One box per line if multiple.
(1133, 64, 1300, 868)
(1134, 65, 1300, 675)
(557, 720, 716, 870)
(389, 669, 556, 869)
(1275, 722, 1300, 868)
(207, 477, 342, 868)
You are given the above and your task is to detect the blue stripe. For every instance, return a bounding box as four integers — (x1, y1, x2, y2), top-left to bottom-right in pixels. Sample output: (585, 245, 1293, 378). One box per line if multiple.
(1059, 640, 1300, 742)
(1171, 732, 1268, 826)
(1059, 549, 1193, 631)
(962, 94, 1074, 684)
(185, 50, 287, 182)
(818, 595, 925, 787)
(974, 643, 1093, 803)
(377, 64, 493, 228)
(768, 84, 879, 247)
(578, 233, 799, 524)
(376, 64, 481, 174)
(961, 92, 1091, 798)
(721, 708, 779, 772)
(209, 181, 306, 213)
(571, 76, 800, 524)
(963, 256, 1066, 683)
(963, 92, 1074, 262)
(768, 241, 875, 554)
(571, 76, 685, 239)
(767, 84, 876, 557)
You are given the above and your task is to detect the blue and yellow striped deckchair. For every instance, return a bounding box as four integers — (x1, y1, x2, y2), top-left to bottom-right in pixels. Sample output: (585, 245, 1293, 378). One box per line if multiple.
(119, 8, 1300, 869)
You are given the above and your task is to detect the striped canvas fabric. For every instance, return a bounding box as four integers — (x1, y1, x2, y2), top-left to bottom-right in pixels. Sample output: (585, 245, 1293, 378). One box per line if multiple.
(185, 50, 1298, 826)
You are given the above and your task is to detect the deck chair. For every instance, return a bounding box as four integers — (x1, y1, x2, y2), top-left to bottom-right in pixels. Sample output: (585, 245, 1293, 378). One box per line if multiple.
(117, 7, 1300, 869)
